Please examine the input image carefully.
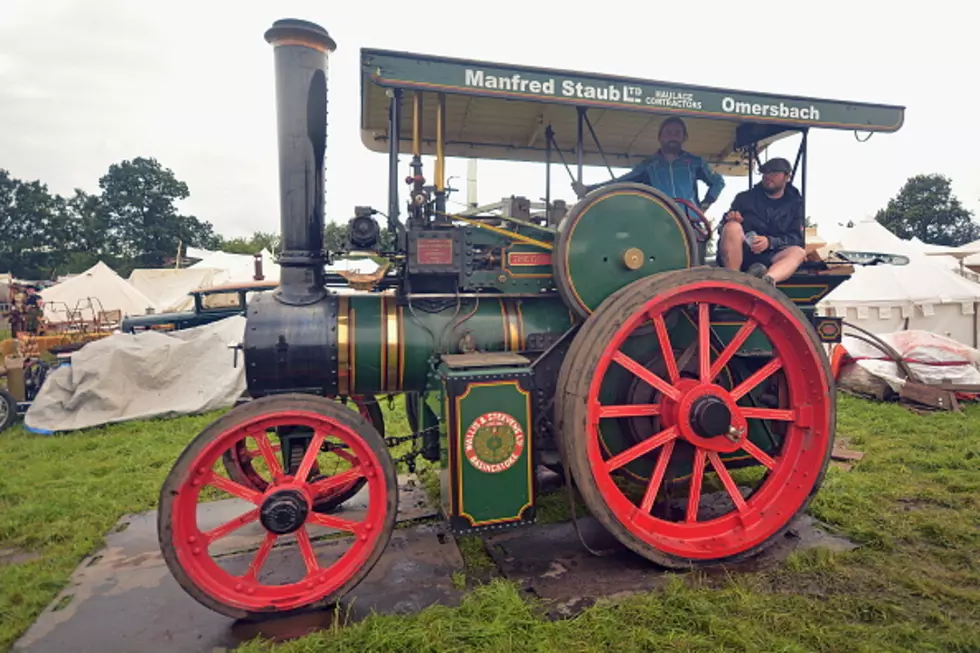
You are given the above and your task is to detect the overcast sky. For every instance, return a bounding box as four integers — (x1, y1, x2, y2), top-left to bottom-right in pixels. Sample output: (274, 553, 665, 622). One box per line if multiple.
(1, 0, 977, 245)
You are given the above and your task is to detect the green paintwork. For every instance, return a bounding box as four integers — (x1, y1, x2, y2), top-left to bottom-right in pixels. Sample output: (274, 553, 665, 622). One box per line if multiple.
(557, 187, 695, 316)
(437, 362, 535, 533)
(345, 294, 574, 396)
(361, 49, 905, 133)
(460, 227, 556, 294)
(349, 295, 385, 394)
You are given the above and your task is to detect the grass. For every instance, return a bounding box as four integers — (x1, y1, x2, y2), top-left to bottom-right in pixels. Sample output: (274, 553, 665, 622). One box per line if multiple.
(1, 394, 979, 652)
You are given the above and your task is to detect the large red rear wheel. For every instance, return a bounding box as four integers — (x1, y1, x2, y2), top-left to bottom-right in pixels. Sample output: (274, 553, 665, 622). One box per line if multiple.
(158, 394, 397, 620)
(556, 267, 835, 567)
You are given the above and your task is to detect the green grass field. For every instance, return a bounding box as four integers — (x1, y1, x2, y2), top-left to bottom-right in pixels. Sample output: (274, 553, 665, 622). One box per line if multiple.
(1, 394, 978, 652)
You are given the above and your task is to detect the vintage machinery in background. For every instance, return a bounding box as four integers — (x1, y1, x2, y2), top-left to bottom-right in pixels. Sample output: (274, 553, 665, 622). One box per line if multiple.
(156, 18, 906, 620)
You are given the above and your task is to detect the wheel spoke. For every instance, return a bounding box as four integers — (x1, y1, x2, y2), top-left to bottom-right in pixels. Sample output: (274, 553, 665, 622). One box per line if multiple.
(597, 403, 662, 419)
(676, 339, 698, 373)
(294, 431, 326, 481)
(730, 358, 783, 401)
(241, 532, 277, 582)
(652, 313, 680, 384)
(308, 467, 365, 499)
(639, 439, 675, 514)
(698, 302, 711, 383)
(207, 472, 263, 504)
(709, 319, 758, 382)
(605, 426, 678, 473)
(740, 407, 795, 421)
(686, 448, 707, 523)
(612, 351, 681, 401)
(251, 431, 284, 480)
(243, 443, 281, 461)
(741, 439, 777, 470)
(707, 452, 747, 513)
(330, 447, 359, 465)
(202, 508, 260, 544)
(307, 512, 360, 533)
(295, 527, 320, 575)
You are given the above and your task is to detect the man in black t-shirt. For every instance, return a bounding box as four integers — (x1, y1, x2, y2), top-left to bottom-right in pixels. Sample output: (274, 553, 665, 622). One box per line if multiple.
(717, 157, 806, 285)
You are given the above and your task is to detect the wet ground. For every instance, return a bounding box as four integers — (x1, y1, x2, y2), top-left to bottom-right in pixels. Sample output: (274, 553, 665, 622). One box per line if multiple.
(13, 476, 463, 653)
(14, 472, 857, 653)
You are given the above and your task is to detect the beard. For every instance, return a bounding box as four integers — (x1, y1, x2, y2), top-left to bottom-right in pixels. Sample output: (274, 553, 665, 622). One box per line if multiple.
(763, 180, 784, 195)
(662, 140, 682, 153)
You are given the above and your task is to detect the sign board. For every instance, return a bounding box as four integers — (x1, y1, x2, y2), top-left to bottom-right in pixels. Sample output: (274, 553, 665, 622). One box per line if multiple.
(362, 49, 905, 132)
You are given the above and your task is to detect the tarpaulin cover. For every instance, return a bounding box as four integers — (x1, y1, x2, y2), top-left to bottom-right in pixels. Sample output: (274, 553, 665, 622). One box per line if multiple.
(24, 316, 246, 433)
(835, 329, 980, 397)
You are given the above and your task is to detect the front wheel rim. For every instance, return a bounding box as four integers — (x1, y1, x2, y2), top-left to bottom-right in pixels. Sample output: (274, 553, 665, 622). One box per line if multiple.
(169, 409, 389, 612)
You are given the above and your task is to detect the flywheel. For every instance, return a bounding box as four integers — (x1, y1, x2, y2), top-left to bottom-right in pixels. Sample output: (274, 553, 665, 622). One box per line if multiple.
(553, 182, 701, 320)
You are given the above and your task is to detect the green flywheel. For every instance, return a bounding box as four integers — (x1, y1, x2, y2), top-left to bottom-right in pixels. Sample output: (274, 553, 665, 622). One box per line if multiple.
(554, 182, 701, 319)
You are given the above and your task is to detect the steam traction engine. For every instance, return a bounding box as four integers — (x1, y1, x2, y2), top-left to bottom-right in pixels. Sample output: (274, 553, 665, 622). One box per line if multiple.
(156, 18, 904, 620)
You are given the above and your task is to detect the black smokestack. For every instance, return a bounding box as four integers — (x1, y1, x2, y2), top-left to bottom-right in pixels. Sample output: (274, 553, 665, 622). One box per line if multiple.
(264, 18, 336, 305)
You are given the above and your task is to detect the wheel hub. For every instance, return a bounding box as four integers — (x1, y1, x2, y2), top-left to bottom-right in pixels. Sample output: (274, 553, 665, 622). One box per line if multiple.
(659, 381, 748, 454)
(688, 395, 731, 438)
(259, 488, 309, 535)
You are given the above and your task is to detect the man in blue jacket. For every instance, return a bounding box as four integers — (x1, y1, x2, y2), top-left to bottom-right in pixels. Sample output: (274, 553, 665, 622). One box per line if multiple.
(571, 116, 726, 212)
(717, 157, 806, 285)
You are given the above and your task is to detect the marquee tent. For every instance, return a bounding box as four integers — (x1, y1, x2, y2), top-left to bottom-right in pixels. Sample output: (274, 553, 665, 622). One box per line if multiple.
(128, 267, 230, 313)
(40, 261, 156, 325)
(818, 220, 980, 346)
(186, 248, 281, 283)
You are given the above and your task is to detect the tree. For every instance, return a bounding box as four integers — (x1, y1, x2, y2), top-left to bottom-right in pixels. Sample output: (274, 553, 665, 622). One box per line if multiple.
(97, 157, 220, 271)
(0, 170, 72, 279)
(875, 174, 979, 246)
(217, 230, 281, 255)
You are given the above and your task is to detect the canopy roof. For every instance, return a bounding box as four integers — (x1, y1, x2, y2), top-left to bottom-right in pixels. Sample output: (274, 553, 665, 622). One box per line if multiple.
(360, 48, 905, 175)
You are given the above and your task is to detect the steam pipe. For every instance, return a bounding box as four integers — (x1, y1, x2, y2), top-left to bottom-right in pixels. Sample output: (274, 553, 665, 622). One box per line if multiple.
(264, 19, 336, 306)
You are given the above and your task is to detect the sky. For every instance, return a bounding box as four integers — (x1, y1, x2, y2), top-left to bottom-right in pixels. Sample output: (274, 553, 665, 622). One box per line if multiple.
(1, 0, 977, 247)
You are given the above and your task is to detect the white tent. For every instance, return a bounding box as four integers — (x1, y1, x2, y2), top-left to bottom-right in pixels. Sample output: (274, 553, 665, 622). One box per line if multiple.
(128, 267, 230, 313)
(40, 261, 157, 324)
(818, 220, 980, 346)
(187, 249, 281, 283)
(185, 246, 380, 280)
(326, 257, 380, 274)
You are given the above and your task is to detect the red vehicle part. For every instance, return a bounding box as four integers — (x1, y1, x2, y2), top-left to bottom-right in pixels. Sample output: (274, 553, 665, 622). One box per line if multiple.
(158, 394, 397, 620)
(556, 267, 834, 567)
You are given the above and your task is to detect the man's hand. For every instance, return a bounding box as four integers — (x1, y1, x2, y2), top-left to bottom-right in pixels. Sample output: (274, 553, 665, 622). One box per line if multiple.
(724, 210, 743, 223)
(571, 181, 587, 198)
(749, 234, 769, 254)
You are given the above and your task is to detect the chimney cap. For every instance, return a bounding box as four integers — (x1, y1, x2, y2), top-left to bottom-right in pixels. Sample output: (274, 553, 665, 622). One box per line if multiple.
(264, 18, 336, 53)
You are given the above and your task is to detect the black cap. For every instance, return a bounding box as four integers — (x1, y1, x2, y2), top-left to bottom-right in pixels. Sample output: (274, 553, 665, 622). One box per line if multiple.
(759, 157, 792, 174)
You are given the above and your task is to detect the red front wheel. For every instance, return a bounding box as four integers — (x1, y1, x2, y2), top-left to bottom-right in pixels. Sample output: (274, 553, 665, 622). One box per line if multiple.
(158, 394, 397, 620)
(221, 395, 383, 513)
(556, 267, 835, 567)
